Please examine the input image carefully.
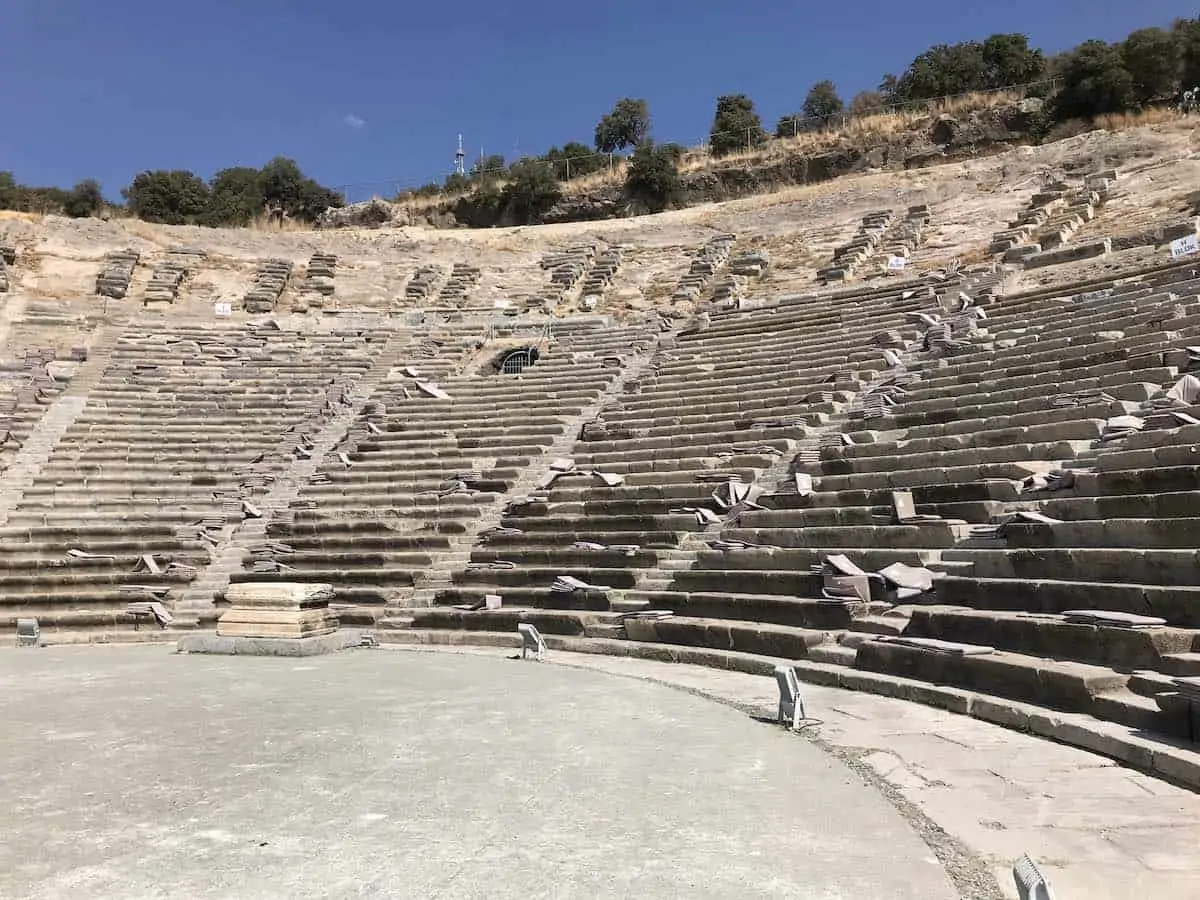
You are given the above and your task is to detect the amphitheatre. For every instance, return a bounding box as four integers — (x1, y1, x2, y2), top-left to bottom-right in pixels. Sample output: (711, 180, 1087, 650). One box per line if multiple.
(5, 117, 1200, 899)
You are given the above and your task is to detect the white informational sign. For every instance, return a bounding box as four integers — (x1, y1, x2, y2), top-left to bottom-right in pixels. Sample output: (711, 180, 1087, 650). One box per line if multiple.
(887, 255, 907, 272)
(214, 301, 232, 317)
(1170, 234, 1199, 259)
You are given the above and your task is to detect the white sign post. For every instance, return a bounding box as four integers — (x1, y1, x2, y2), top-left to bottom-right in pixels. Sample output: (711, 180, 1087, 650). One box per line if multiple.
(1170, 234, 1199, 259)
(214, 301, 232, 317)
(887, 256, 907, 273)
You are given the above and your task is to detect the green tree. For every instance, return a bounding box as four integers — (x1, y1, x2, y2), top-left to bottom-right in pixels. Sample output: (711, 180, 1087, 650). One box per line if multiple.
(470, 154, 506, 180)
(0, 173, 70, 214)
(201, 166, 263, 226)
(443, 172, 471, 194)
(1178, 17, 1200, 90)
(0, 172, 19, 210)
(1121, 28, 1180, 103)
(257, 157, 307, 212)
(892, 42, 988, 103)
(544, 142, 603, 180)
(594, 97, 650, 153)
(500, 157, 561, 223)
(1054, 39, 1135, 119)
(774, 113, 798, 138)
(122, 170, 211, 224)
(624, 140, 683, 213)
(980, 33, 1045, 88)
(709, 94, 767, 157)
(803, 80, 845, 122)
(257, 156, 343, 222)
(62, 179, 104, 218)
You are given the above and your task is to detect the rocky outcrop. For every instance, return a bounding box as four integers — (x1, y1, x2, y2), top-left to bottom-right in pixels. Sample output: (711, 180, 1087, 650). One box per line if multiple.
(317, 198, 396, 229)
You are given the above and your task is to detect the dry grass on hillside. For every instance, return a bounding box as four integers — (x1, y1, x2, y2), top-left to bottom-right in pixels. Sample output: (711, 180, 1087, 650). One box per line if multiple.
(245, 211, 316, 234)
(1094, 107, 1186, 131)
(0, 210, 43, 224)
(681, 90, 1027, 174)
(392, 90, 1031, 213)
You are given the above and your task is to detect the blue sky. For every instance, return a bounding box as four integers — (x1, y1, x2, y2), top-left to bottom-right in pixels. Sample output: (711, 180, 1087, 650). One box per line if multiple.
(2, 0, 1186, 201)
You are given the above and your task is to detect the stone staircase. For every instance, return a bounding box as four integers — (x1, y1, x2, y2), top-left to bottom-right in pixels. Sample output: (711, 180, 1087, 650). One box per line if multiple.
(818, 211, 892, 282)
(243, 259, 294, 313)
(95, 250, 140, 299)
(0, 322, 125, 526)
(672, 234, 736, 304)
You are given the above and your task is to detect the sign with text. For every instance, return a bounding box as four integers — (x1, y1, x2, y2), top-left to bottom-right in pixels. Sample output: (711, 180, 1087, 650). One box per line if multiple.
(1170, 234, 1199, 259)
(886, 255, 907, 272)
(214, 301, 232, 317)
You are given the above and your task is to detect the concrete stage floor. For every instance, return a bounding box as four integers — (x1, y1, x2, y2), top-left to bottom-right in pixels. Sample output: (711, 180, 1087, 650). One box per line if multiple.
(0, 644, 955, 899)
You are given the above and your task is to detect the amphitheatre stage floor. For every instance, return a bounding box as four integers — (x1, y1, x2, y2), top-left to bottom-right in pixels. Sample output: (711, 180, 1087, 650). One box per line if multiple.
(1, 644, 956, 899)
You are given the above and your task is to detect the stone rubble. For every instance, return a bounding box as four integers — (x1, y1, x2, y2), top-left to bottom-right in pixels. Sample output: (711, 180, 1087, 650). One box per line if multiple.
(95, 249, 140, 299)
(242, 258, 294, 313)
(672, 234, 736, 303)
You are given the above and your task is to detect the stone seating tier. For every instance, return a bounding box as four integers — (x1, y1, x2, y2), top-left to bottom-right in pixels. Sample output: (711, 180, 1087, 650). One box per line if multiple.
(383, 259, 1200, 745)
(95, 249, 140, 299)
(672, 234, 735, 302)
(243, 259, 294, 313)
(437, 262, 482, 305)
(404, 265, 444, 303)
(526, 244, 598, 310)
(293, 253, 337, 311)
(0, 324, 392, 635)
(232, 321, 659, 619)
(818, 211, 893, 282)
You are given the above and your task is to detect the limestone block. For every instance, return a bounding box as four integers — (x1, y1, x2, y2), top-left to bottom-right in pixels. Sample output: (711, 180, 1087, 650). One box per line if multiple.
(217, 581, 339, 640)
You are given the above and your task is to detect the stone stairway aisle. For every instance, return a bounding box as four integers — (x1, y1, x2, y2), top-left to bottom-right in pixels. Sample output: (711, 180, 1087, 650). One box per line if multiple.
(171, 334, 413, 628)
(0, 320, 126, 526)
(382, 327, 672, 626)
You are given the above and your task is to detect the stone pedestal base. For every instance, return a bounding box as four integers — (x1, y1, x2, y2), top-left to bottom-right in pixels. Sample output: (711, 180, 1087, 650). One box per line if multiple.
(177, 630, 364, 657)
(216, 607, 339, 639)
(216, 582, 340, 640)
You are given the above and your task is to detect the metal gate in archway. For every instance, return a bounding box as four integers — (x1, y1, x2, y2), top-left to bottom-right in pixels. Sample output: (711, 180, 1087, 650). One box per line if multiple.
(500, 348, 536, 374)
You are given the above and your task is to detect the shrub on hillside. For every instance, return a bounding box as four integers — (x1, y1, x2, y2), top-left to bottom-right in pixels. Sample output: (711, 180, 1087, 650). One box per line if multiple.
(544, 142, 604, 181)
(709, 94, 767, 157)
(1053, 40, 1135, 119)
(470, 155, 506, 187)
(200, 167, 263, 227)
(624, 140, 683, 212)
(0, 171, 74, 215)
(1122, 28, 1180, 104)
(501, 158, 562, 223)
(1177, 17, 1200, 92)
(848, 90, 887, 117)
(122, 170, 211, 225)
(62, 179, 105, 218)
(257, 156, 344, 222)
(886, 34, 1045, 104)
(776, 81, 846, 136)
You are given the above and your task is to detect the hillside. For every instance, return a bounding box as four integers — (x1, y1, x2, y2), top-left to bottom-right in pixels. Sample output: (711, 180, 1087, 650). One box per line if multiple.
(333, 105, 1189, 232)
(2, 118, 1196, 358)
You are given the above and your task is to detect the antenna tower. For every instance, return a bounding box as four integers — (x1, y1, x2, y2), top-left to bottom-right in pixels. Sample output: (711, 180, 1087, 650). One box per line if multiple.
(454, 134, 466, 176)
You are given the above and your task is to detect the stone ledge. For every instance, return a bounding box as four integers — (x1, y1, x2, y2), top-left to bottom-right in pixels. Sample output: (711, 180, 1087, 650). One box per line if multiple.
(378, 629, 1200, 791)
(177, 629, 366, 657)
(1023, 238, 1111, 269)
